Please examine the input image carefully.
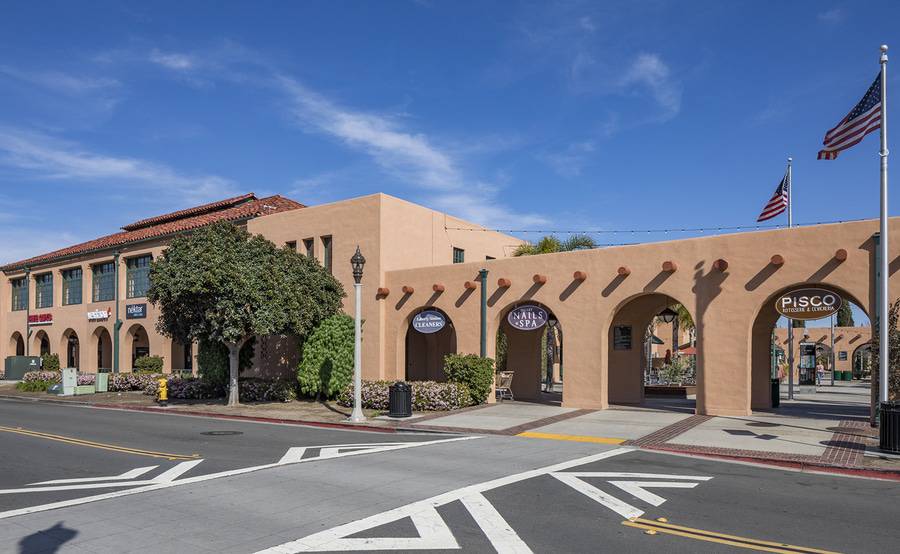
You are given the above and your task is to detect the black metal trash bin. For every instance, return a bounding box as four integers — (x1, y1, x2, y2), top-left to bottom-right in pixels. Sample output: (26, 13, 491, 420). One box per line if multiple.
(770, 378, 780, 408)
(389, 381, 412, 418)
(880, 401, 900, 453)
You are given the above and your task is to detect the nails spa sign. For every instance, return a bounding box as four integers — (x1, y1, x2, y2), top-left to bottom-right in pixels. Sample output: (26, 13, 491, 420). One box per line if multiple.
(775, 288, 843, 320)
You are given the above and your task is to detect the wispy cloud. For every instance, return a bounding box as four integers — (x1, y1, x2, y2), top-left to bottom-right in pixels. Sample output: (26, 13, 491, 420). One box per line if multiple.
(620, 53, 682, 120)
(539, 141, 596, 178)
(817, 8, 844, 24)
(0, 128, 240, 202)
(148, 49, 195, 70)
(0, 65, 120, 95)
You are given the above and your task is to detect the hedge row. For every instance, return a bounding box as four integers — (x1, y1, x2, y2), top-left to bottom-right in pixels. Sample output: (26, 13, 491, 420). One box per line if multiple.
(336, 380, 473, 411)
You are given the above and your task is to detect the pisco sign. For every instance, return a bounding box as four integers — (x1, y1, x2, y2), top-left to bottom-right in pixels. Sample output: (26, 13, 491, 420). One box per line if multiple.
(775, 287, 842, 320)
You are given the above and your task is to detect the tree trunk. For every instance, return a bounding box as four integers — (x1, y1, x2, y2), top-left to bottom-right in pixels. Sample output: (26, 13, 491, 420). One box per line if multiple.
(226, 342, 241, 407)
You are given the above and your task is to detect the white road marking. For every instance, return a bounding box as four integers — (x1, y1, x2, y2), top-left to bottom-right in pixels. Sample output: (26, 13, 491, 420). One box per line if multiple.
(550, 473, 644, 520)
(0, 461, 206, 494)
(460, 492, 533, 554)
(606, 481, 700, 507)
(29, 466, 158, 485)
(254, 448, 634, 554)
(278, 443, 424, 465)
(0, 436, 478, 520)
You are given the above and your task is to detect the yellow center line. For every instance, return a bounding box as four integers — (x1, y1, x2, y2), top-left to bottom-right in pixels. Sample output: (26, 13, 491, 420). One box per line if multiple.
(623, 518, 841, 554)
(0, 425, 200, 461)
(516, 431, 626, 445)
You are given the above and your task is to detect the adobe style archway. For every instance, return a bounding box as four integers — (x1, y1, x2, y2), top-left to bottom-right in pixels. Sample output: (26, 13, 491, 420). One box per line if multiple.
(9, 332, 25, 356)
(496, 301, 562, 403)
(125, 324, 150, 369)
(92, 327, 113, 372)
(32, 330, 51, 356)
(60, 329, 80, 369)
(750, 283, 869, 409)
(405, 308, 457, 381)
(852, 342, 873, 379)
(608, 293, 696, 405)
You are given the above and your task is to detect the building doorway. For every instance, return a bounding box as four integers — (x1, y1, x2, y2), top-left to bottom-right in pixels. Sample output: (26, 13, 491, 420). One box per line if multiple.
(405, 308, 456, 381)
(33, 330, 51, 356)
(93, 327, 113, 372)
(10, 332, 25, 356)
(127, 324, 150, 368)
(496, 302, 563, 404)
(61, 329, 80, 369)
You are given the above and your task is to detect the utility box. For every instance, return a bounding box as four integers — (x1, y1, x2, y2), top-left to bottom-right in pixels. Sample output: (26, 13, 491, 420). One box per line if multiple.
(60, 368, 77, 396)
(3, 356, 41, 380)
(96, 373, 109, 393)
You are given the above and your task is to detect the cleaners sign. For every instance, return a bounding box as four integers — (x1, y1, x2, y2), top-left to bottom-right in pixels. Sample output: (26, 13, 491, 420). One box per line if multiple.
(412, 310, 446, 333)
(775, 287, 842, 321)
(507, 305, 548, 331)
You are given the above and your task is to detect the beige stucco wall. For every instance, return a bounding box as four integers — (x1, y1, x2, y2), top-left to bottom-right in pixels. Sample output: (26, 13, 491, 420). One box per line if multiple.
(384, 217, 898, 416)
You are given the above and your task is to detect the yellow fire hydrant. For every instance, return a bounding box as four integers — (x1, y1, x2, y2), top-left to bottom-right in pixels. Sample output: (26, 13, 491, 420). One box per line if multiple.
(157, 378, 168, 407)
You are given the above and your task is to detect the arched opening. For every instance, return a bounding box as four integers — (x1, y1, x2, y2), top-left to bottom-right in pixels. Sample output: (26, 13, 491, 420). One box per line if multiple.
(92, 327, 113, 372)
(852, 343, 873, 380)
(608, 293, 696, 409)
(60, 329, 80, 369)
(32, 330, 51, 356)
(170, 340, 194, 374)
(9, 332, 25, 356)
(405, 308, 457, 381)
(496, 302, 563, 404)
(126, 324, 150, 369)
(751, 284, 870, 413)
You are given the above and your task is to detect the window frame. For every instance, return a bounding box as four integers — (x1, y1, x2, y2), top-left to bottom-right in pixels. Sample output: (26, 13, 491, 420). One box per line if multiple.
(10, 277, 27, 311)
(126, 254, 152, 299)
(92, 261, 116, 303)
(452, 247, 465, 264)
(321, 236, 333, 274)
(285, 240, 297, 252)
(34, 272, 53, 309)
(303, 238, 314, 258)
(62, 267, 83, 306)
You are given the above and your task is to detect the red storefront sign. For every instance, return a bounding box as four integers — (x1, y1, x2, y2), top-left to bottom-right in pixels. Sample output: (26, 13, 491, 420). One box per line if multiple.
(28, 313, 53, 326)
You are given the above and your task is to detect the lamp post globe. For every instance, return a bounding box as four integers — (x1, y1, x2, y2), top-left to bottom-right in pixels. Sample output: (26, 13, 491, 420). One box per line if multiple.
(348, 245, 367, 422)
(658, 307, 677, 324)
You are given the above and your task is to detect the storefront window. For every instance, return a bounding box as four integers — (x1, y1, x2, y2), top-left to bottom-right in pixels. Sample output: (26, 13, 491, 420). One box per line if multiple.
(453, 247, 465, 264)
(126, 255, 152, 298)
(93, 262, 115, 302)
(63, 268, 82, 305)
(35, 273, 53, 309)
(322, 236, 332, 274)
(10, 277, 26, 311)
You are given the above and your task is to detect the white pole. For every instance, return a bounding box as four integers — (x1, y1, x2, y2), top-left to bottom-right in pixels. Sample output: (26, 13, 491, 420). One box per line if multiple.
(830, 313, 835, 387)
(880, 45, 890, 405)
(787, 157, 795, 400)
(349, 282, 366, 422)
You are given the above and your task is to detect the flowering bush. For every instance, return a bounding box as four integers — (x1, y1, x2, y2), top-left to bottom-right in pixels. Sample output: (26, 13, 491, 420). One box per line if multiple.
(240, 378, 297, 402)
(143, 376, 223, 399)
(17, 371, 60, 392)
(142, 375, 294, 401)
(77, 374, 95, 386)
(108, 373, 163, 392)
(337, 380, 472, 412)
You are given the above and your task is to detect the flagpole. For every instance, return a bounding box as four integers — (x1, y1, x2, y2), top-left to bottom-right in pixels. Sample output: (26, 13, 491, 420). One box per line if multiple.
(879, 45, 890, 405)
(787, 157, 794, 401)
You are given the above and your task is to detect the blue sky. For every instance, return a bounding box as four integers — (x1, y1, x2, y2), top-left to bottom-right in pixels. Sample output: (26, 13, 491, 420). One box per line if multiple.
(0, 0, 895, 325)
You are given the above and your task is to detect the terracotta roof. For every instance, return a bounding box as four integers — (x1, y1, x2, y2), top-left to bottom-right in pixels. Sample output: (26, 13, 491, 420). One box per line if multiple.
(2, 194, 304, 272)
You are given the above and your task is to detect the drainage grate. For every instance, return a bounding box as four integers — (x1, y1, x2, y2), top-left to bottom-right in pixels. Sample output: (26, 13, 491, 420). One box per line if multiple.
(200, 431, 244, 436)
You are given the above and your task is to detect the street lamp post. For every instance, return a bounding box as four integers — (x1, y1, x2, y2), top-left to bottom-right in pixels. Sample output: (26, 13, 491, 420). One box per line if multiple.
(348, 246, 366, 423)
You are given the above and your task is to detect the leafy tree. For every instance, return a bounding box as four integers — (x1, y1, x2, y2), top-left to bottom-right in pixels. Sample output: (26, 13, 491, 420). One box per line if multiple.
(197, 338, 255, 387)
(871, 299, 900, 406)
(513, 234, 596, 256)
(148, 222, 344, 406)
(836, 302, 855, 327)
(297, 314, 355, 399)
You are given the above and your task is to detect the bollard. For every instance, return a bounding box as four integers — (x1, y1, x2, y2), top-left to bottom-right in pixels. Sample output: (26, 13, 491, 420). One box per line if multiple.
(157, 378, 168, 407)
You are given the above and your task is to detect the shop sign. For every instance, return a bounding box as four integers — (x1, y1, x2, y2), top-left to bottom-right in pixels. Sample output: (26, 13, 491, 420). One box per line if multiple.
(775, 288, 842, 320)
(87, 309, 111, 321)
(507, 305, 548, 331)
(412, 310, 446, 334)
(28, 313, 53, 326)
(126, 303, 147, 319)
(613, 325, 633, 350)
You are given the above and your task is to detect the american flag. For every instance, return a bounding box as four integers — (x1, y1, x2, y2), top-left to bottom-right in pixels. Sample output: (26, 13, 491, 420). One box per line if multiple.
(757, 171, 789, 222)
(818, 73, 882, 160)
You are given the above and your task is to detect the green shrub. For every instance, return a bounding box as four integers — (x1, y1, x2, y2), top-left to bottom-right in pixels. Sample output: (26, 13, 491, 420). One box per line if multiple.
(16, 380, 56, 392)
(297, 314, 354, 399)
(134, 355, 164, 373)
(443, 354, 494, 404)
(41, 353, 60, 372)
(197, 338, 255, 387)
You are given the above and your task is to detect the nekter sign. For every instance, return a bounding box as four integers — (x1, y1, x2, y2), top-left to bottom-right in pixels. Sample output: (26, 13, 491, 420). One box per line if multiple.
(775, 287, 842, 320)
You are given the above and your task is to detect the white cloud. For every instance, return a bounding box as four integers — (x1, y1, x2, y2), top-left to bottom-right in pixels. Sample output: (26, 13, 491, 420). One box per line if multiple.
(621, 53, 682, 120)
(148, 49, 195, 70)
(818, 8, 844, 24)
(0, 65, 120, 95)
(0, 228, 84, 265)
(579, 16, 596, 33)
(539, 141, 596, 178)
(0, 128, 240, 202)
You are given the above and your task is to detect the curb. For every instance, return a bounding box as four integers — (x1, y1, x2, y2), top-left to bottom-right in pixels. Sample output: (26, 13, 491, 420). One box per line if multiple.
(641, 444, 900, 481)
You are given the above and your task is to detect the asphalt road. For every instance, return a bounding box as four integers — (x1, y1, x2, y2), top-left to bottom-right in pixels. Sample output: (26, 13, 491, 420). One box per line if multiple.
(1, 399, 899, 553)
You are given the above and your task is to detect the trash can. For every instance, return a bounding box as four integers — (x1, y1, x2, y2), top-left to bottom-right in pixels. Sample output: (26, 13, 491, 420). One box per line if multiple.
(843, 371, 853, 381)
(880, 401, 900, 453)
(388, 381, 412, 418)
(770, 378, 780, 408)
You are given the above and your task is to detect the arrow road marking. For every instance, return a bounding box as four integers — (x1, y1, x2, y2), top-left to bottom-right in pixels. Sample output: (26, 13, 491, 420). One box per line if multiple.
(29, 466, 158, 485)
(550, 473, 644, 520)
(607, 481, 700, 507)
(0, 460, 206, 494)
(278, 443, 427, 464)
